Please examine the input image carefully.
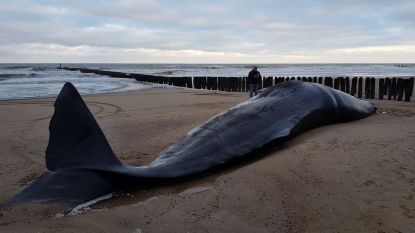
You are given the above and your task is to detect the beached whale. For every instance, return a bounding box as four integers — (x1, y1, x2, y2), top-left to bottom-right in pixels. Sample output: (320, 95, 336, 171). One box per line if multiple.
(8, 81, 376, 212)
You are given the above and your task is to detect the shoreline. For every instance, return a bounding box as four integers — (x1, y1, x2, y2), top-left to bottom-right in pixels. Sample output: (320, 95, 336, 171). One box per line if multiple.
(0, 88, 414, 232)
(0, 83, 157, 102)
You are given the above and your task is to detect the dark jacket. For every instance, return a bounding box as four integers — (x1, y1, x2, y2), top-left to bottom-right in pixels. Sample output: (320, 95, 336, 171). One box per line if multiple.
(248, 70, 261, 84)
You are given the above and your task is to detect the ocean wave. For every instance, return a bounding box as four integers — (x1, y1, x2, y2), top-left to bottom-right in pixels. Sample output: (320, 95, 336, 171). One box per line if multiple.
(3, 65, 32, 69)
(0, 76, 151, 100)
(152, 71, 175, 75)
(180, 65, 224, 70)
(32, 66, 50, 71)
(240, 65, 268, 69)
(0, 74, 20, 78)
(150, 69, 189, 76)
(1, 65, 55, 72)
(0, 73, 37, 79)
(200, 66, 222, 69)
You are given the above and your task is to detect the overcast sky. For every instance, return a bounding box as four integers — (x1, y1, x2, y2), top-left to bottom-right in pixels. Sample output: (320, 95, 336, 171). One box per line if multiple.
(1, 0, 414, 63)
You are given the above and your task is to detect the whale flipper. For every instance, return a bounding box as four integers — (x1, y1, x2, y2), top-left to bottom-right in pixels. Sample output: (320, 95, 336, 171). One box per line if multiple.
(46, 82, 123, 171)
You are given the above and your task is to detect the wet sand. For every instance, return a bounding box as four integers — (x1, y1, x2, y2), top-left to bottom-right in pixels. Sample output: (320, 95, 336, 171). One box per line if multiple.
(0, 87, 414, 233)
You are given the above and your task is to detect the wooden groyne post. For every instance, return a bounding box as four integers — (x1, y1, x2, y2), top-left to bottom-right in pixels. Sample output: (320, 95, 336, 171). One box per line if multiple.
(60, 67, 414, 102)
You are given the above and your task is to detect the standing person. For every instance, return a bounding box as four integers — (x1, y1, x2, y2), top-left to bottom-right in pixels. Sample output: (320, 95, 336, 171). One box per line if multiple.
(248, 66, 262, 97)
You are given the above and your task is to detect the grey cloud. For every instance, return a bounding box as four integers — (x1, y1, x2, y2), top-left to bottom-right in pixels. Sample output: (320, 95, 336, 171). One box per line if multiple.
(87, 0, 179, 22)
(0, 0, 414, 62)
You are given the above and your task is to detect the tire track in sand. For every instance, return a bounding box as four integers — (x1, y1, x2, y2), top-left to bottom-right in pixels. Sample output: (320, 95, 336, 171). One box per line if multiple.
(0, 100, 123, 121)
(1, 100, 123, 170)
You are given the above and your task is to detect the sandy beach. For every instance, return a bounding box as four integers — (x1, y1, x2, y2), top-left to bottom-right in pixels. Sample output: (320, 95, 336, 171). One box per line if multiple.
(0, 87, 414, 233)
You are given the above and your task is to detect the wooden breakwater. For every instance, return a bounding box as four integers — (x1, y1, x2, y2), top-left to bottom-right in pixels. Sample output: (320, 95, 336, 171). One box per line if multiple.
(59, 67, 415, 102)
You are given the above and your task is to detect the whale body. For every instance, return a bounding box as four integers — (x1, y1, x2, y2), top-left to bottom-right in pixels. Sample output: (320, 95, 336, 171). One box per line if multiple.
(8, 81, 376, 211)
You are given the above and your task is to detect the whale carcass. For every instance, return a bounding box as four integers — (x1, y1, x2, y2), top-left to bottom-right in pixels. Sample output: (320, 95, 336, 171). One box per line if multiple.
(8, 81, 376, 211)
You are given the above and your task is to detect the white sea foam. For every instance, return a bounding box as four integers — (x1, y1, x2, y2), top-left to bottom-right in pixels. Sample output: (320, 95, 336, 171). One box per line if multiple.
(55, 192, 115, 218)
(0, 64, 153, 100)
(178, 186, 213, 195)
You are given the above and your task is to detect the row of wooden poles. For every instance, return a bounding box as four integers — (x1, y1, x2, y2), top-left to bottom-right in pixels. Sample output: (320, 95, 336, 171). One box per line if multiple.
(60, 67, 415, 102)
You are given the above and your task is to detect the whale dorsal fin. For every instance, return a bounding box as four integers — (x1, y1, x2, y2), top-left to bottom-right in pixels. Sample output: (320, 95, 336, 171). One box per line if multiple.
(45, 82, 122, 171)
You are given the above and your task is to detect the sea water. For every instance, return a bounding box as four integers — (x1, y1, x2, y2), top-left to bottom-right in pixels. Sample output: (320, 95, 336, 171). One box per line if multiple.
(1, 63, 414, 100)
(0, 64, 151, 100)
(93, 63, 415, 78)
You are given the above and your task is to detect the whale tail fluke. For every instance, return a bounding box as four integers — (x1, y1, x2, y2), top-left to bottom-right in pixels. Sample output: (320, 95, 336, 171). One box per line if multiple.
(46, 82, 123, 171)
(7, 83, 124, 208)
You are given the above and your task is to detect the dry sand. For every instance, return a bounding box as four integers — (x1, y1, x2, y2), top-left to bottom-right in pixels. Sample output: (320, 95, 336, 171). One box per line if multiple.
(0, 87, 414, 233)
